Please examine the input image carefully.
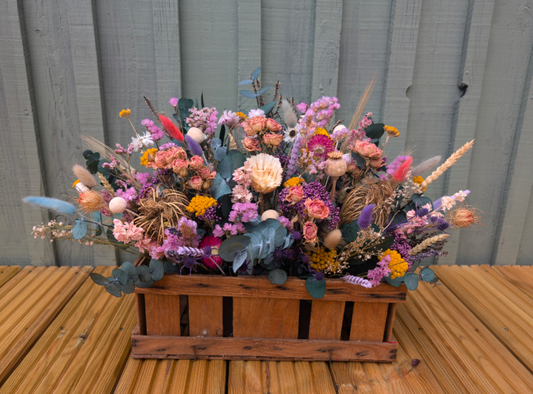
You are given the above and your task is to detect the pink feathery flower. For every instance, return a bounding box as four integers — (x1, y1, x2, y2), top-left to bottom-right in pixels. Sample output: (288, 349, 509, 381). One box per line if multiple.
(393, 156, 413, 182)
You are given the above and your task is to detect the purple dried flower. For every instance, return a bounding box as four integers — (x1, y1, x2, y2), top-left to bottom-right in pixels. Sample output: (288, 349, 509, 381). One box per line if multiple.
(285, 135, 302, 179)
(185, 134, 204, 157)
(342, 275, 373, 288)
(358, 204, 375, 229)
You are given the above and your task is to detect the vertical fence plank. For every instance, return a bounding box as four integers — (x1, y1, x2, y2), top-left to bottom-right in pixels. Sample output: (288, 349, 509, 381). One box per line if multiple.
(439, 0, 495, 265)
(336, 0, 394, 124)
(0, 0, 55, 266)
(311, 0, 342, 100)
(237, 0, 261, 111)
(381, 0, 422, 161)
(517, 191, 533, 265)
(457, 1, 533, 265)
(65, 0, 117, 266)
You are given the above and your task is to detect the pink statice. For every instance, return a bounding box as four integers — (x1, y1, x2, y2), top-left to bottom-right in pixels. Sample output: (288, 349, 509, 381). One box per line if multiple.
(346, 112, 373, 147)
(296, 102, 308, 113)
(115, 187, 138, 202)
(229, 202, 259, 223)
(213, 225, 224, 237)
(298, 96, 340, 137)
(102, 155, 120, 169)
(278, 216, 293, 230)
(135, 237, 152, 253)
(367, 254, 392, 287)
(186, 107, 219, 135)
(218, 110, 241, 128)
(231, 184, 253, 203)
(213, 223, 246, 237)
(141, 119, 164, 141)
(112, 219, 144, 244)
(232, 163, 252, 187)
(114, 143, 127, 154)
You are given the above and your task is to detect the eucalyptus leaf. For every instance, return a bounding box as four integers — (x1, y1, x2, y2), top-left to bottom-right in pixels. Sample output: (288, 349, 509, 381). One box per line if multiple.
(243, 232, 263, 260)
(306, 277, 326, 299)
(256, 85, 271, 97)
(219, 236, 251, 262)
(218, 151, 245, 179)
(268, 269, 287, 285)
(90, 273, 109, 286)
(404, 273, 419, 291)
(238, 79, 253, 85)
(137, 265, 152, 283)
(149, 260, 165, 281)
(274, 226, 288, 248)
(420, 268, 435, 282)
(385, 275, 404, 287)
(214, 146, 227, 161)
(122, 279, 135, 294)
(411, 260, 421, 273)
(240, 90, 257, 99)
(210, 179, 232, 200)
(164, 261, 180, 274)
(233, 249, 248, 272)
(364, 123, 385, 140)
(210, 138, 222, 151)
(105, 283, 122, 297)
(112, 268, 128, 286)
(251, 67, 261, 80)
(136, 279, 155, 288)
(341, 221, 360, 243)
(261, 101, 276, 114)
(93, 211, 103, 236)
(72, 219, 88, 240)
(121, 262, 139, 282)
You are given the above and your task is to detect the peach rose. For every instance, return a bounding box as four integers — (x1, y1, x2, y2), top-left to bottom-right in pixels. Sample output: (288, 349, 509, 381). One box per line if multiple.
(285, 185, 304, 203)
(189, 176, 203, 190)
(266, 118, 282, 132)
(354, 140, 382, 159)
(303, 221, 318, 242)
(198, 167, 216, 180)
(152, 147, 186, 169)
(262, 133, 284, 147)
(304, 198, 330, 220)
(242, 137, 261, 152)
(243, 116, 267, 136)
(189, 155, 204, 169)
(172, 159, 189, 177)
(369, 157, 384, 168)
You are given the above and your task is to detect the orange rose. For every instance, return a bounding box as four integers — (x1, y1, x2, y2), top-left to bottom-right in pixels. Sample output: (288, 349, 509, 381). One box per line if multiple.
(243, 116, 267, 136)
(285, 185, 304, 203)
(266, 118, 282, 132)
(304, 198, 330, 220)
(189, 176, 203, 190)
(262, 133, 284, 147)
(242, 137, 262, 152)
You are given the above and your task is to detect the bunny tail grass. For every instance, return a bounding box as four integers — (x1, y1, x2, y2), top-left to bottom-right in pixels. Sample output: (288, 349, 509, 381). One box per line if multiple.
(23, 196, 76, 215)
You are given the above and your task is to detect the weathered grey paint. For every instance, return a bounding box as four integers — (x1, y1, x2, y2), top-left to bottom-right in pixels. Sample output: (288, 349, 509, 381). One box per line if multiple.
(1, 0, 532, 266)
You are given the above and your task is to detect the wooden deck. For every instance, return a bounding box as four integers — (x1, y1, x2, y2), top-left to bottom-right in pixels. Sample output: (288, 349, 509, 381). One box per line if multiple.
(0, 265, 532, 393)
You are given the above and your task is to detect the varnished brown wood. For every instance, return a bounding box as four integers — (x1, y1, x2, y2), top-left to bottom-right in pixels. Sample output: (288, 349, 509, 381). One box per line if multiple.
(136, 294, 146, 336)
(383, 303, 397, 342)
(131, 335, 398, 362)
(188, 296, 223, 337)
(135, 274, 407, 303)
(145, 294, 181, 336)
(233, 297, 299, 339)
(308, 300, 345, 340)
(350, 302, 389, 342)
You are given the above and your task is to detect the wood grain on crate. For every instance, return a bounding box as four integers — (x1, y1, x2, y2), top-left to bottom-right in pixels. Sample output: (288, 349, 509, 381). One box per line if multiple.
(1, 265, 533, 393)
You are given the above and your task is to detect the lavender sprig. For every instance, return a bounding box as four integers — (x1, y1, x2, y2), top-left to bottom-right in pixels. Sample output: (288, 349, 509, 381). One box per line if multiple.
(342, 275, 373, 288)
(176, 246, 205, 257)
(285, 135, 302, 180)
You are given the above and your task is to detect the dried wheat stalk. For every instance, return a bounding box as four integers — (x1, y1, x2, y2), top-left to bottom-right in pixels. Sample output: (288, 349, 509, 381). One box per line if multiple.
(421, 140, 474, 188)
(98, 173, 115, 197)
(409, 234, 449, 256)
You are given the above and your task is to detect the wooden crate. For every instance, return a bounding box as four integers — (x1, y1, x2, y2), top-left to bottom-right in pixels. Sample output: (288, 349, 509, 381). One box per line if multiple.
(131, 259, 406, 362)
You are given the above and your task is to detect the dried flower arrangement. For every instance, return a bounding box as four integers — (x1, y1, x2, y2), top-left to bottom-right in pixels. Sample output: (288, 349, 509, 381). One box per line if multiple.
(24, 68, 480, 299)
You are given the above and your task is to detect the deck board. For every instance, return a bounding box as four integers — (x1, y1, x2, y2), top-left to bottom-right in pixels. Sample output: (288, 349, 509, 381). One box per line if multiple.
(0, 265, 532, 392)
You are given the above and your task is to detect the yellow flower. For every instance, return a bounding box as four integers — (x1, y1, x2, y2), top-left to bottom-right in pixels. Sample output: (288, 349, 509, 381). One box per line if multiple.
(72, 179, 80, 188)
(187, 195, 217, 217)
(119, 109, 131, 119)
(313, 127, 329, 136)
(140, 148, 158, 167)
(308, 246, 338, 273)
(380, 249, 408, 279)
(384, 125, 400, 137)
(236, 112, 248, 121)
(283, 177, 303, 188)
(412, 176, 427, 192)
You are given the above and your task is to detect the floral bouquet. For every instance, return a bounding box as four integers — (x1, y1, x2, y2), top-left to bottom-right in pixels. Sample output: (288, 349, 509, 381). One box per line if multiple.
(24, 68, 480, 298)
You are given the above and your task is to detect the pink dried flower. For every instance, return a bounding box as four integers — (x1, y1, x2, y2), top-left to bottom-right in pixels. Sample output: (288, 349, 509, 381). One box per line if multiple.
(307, 135, 334, 161)
(303, 221, 318, 242)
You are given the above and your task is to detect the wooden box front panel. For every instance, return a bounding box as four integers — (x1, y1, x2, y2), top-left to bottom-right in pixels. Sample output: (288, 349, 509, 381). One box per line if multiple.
(350, 302, 389, 342)
(188, 295, 223, 337)
(309, 300, 345, 340)
(144, 294, 181, 336)
(233, 297, 300, 339)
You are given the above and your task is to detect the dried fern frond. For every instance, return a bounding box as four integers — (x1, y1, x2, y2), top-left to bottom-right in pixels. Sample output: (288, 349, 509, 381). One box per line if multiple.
(421, 140, 474, 188)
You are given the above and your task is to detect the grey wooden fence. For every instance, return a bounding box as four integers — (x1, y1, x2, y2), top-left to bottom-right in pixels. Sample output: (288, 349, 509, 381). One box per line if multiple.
(1, 0, 532, 266)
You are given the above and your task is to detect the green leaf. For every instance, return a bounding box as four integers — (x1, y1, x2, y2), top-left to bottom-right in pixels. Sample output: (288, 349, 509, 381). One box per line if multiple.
(256, 85, 271, 97)
(341, 221, 360, 243)
(411, 260, 421, 273)
(420, 268, 435, 282)
(243, 232, 263, 261)
(238, 79, 253, 85)
(72, 219, 88, 240)
(201, 92, 205, 108)
(83, 149, 94, 159)
(93, 212, 103, 236)
(385, 275, 404, 287)
(214, 146, 227, 161)
(269, 269, 287, 285)
(105, 283, 122, 297)
(149, 260, 165, 281)
(367, 236, 394, 254)
(274, 226, 288, 248)
(364, 123, 385, 140)
(90, 273, 109, 286)
(137, 265, 152, 283)
(218, 151, 246, 179)
(251, 67, 261, 80)
(261, 101, 276, 114)
(411, 194, 433, 210)
(136, 279, 155, 288)
(112, 268, 128, 286)
(122, 279, 135, 294)
(240, 90, 257, 99)
(164, 261, 180, 274)
(306, 277, 326, 299)
(210, 178, 232, 200)
(121, 262, 139, 282)
(219, 236, 251, 262)
(404, 273, 419, 291)
(178, 97, 194, 111)
(232, 249, 248, 272)
(210, 138, 222, 152)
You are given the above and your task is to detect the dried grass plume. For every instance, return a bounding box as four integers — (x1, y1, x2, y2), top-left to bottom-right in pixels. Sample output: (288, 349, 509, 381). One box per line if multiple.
(421, 140, 474, 188)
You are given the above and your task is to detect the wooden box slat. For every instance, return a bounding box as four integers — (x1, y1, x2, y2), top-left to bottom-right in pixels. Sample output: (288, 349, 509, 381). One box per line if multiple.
(145, 294, 181, 336)
(309, 300, 345, 340)
(350, 302, 389, 342)
(188, 296, 223, 337)
(233, 298, 299, 339)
